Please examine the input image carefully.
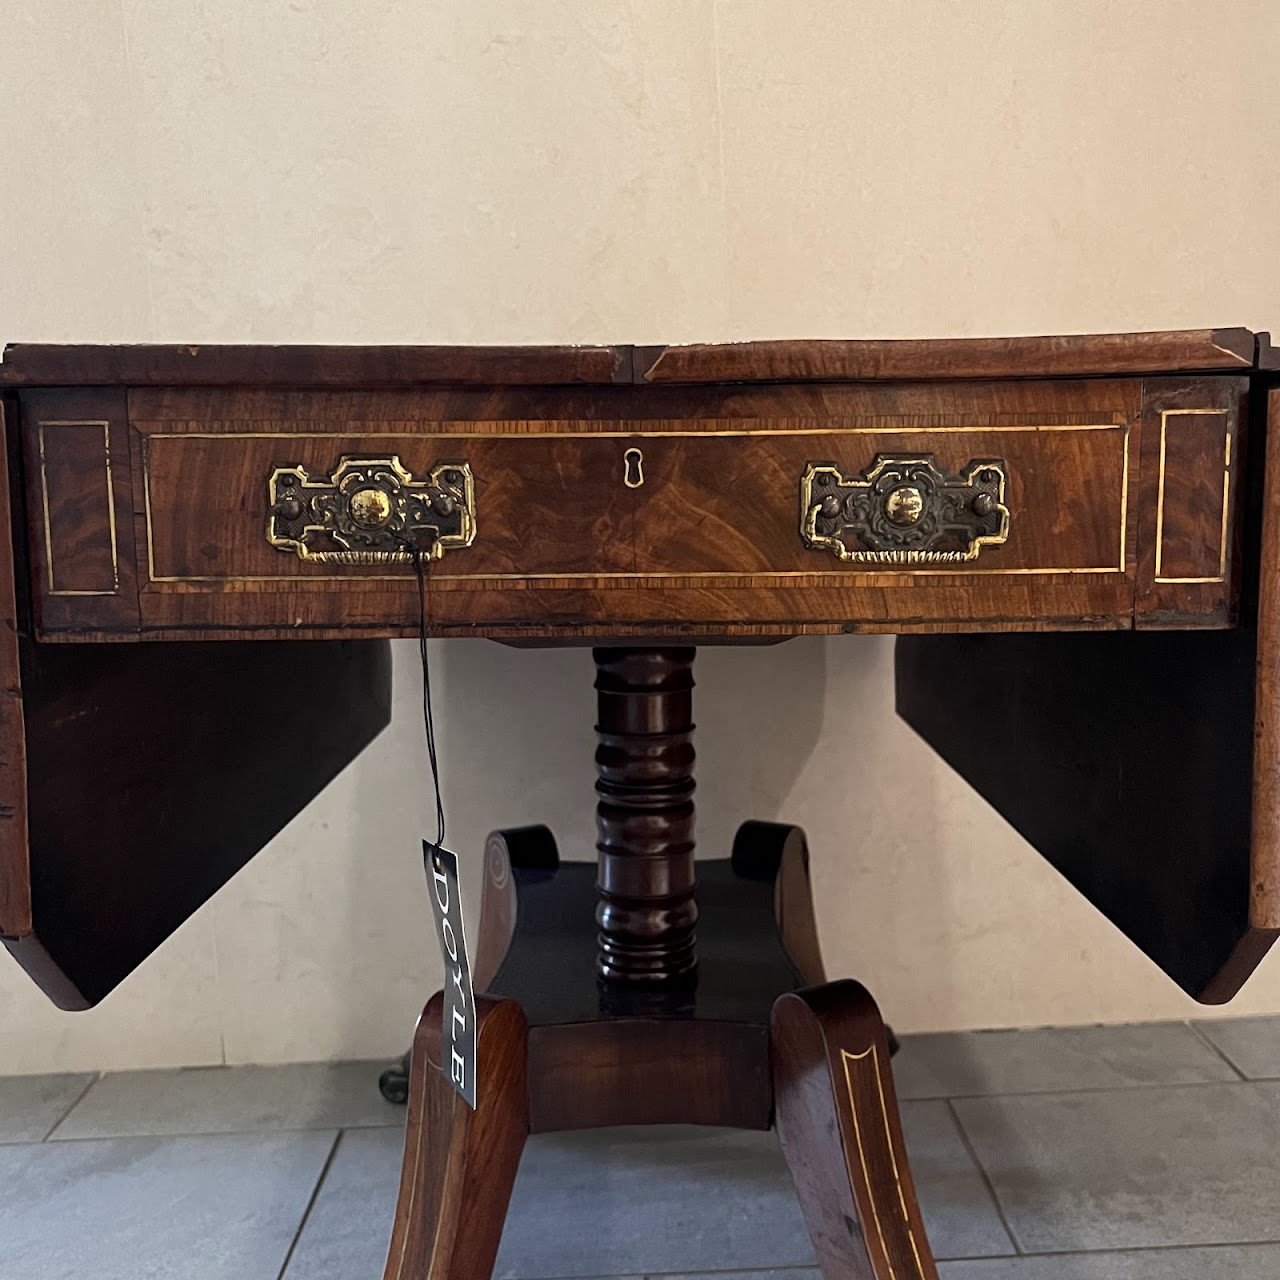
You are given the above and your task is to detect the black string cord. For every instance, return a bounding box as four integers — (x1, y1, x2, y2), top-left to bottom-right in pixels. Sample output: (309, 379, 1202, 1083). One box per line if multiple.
(409, 546, 446, 853)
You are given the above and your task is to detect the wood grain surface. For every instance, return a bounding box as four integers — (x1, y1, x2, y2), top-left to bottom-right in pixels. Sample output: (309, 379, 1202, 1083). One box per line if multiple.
(383, 994, 529, 1280)
(1250, 387, 1280, 932)
(0, 399, 30, 939)
(70, 376, 1180, 639)
(136, 425, 1131, 581)
(139, 431, 638, 581)
(487, 855, 805, 1132)
(5, 637, 391, 1007)
(895, 628, 1270, 1002)
(1134, 377, 1248, 628)
(1, 343, 631, 388)
(593, 648, 698, 983)
(20, 388, 140, 634)
(639, 328, 1260, 384)
(773, 981, 939, 1280)
(630, 425, 1129, 574)
(3, 330, 1266, 388)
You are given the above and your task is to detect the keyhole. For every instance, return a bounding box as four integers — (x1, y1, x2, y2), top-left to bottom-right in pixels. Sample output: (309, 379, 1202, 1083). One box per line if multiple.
(623, 447, 644, 488)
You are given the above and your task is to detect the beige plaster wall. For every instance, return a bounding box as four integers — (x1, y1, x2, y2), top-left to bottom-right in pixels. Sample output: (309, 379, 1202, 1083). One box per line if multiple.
(2, 1, 1280, 1072)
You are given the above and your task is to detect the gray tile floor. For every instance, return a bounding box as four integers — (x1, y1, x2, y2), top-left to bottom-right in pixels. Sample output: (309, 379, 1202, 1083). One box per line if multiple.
(4, 1018, 1280, 1278)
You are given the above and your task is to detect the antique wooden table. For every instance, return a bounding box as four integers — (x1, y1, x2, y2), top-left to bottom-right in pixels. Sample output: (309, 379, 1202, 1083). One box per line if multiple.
(3, 330, 1278, 1279)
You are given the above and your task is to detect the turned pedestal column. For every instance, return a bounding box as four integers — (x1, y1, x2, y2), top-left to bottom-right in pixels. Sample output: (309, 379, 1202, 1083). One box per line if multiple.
(594, 647, 698, 983)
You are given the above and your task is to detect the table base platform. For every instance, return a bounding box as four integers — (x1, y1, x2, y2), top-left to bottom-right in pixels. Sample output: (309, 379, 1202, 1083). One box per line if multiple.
(382, 647, 938, 1280)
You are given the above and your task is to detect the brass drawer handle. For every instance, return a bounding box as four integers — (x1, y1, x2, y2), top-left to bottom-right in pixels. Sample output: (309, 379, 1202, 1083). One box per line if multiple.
(267, 455, 475, 564)
(801, 455, 1009, 564)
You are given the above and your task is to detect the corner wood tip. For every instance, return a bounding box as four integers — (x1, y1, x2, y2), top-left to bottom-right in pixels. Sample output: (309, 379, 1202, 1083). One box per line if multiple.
(0, 344, 25, 385)
(610, 345, 637, 384)
(1254, 331, 1280, 371)
(633, 345, 668, 383)
(1209, 327, 1263, 367)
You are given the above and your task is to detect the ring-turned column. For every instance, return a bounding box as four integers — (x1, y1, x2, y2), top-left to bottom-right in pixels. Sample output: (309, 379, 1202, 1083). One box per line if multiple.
(594, 648, 698, 983)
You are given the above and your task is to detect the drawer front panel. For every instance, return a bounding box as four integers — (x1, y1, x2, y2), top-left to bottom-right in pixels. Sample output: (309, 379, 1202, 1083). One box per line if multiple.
(33, 375, 1252, 638)
(20, 388, 140, 633)
(140, 423, 1128, 586)
(1155, 408, 1231, 582)
(38, 421, 120, 593)
(629, 426, 1128, 577)
(142, 433, 636, 581)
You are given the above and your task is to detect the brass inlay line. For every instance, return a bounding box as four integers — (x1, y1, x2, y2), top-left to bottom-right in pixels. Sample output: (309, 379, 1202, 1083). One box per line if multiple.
(1120, 425, 1130, 571)
(38, 420, 120, 597)
(143, 436, 159, 586)
(146, 566, 1131, 584)
(840, 1044, 926, 1279)
(142, 422, 1130, 585)
(389, 1042, 428, 1280)
(1154, 409, 1231, 585)
(142, 422, 1126, 441)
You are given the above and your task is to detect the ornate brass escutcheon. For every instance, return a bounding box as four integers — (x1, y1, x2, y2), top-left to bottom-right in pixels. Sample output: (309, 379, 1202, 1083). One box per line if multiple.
(267, 455, 475, 564)
(800, 455, 1010, 564)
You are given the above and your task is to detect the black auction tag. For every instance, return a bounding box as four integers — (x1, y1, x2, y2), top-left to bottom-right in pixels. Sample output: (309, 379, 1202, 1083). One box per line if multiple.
(425, 842, 477, 1109)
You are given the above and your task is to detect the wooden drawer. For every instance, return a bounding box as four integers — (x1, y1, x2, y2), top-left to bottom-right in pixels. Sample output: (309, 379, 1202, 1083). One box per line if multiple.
(18, 376, 1247, 640)
(140, 424, 1124, 580)
(141, 433, 636, 580)
(628, 428, 1125, 576)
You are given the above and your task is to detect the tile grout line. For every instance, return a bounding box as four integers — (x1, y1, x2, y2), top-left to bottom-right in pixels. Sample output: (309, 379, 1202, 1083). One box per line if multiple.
(944, 1097, 1023, 1257)
(641, 1269, 818, 1279)
(965, 1238, 1280, 1259)
(275, 1128, 344, 1280)
(1186, 1019, 1250, 1082)
(899, 1073, 1267, 1103)
(647, 1239, 1280, 1272)
(628, 1248, 1280, 1277)
(41, 1073, 102, 1142)
(43, 1117, 404, 1144)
